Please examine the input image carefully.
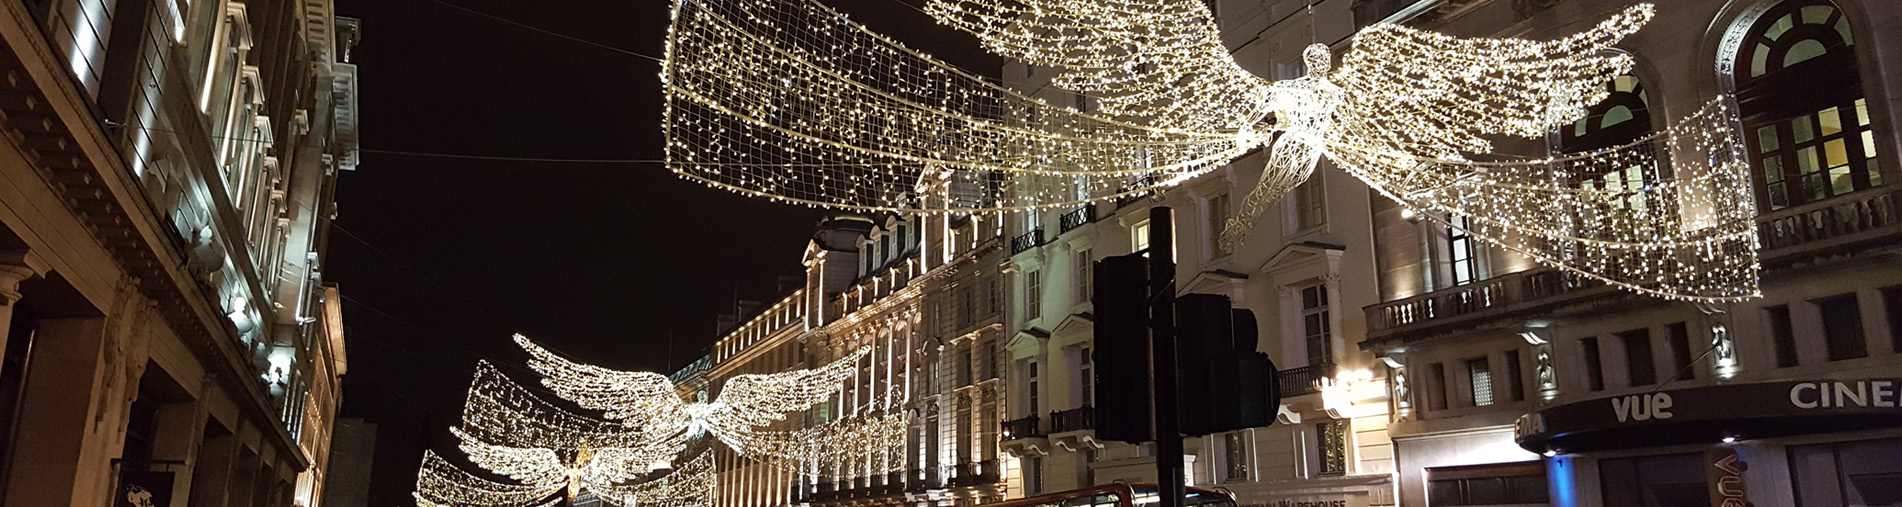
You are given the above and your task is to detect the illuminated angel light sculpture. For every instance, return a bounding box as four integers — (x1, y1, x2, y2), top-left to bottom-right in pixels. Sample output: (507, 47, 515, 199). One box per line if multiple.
(514, 335, 908, 477)
(664, 0, 1761, 301)
(413, 337, 906, 507)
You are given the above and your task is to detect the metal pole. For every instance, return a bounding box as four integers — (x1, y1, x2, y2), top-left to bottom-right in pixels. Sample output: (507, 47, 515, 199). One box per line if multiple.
(1147, 206, 1183, 507)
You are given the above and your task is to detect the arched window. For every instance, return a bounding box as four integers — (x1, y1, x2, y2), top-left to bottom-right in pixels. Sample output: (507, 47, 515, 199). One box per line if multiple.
(1562, 73, 1657, 212)
(1734, 0, 1879, 211)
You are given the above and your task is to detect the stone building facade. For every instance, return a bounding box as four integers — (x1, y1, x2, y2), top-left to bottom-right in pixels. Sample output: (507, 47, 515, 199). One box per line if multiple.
(1355, 1, 1902, 506)
(0, 0, 359, 505)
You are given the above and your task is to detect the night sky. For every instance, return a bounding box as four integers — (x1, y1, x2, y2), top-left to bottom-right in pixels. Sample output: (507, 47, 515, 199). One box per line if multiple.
(324, 0, 996, 504)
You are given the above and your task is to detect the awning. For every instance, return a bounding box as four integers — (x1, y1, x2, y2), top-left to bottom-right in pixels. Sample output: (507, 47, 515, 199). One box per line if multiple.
(1514, 378, 1902, 454)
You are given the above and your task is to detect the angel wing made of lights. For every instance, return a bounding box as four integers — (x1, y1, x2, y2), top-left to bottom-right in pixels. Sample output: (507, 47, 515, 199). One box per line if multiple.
(665, 0, 1759, 301)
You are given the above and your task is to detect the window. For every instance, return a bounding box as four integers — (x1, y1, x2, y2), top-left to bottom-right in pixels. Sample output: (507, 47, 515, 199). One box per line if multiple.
(1620, 328, 1657, 387)
(1223, 432, 1249, 481)
(1025, 271, 1042, 321)
(1736, 1, 1879, 211)
(1503, 351, 1525, 402)
(987, 277, 1002, 317)
(1425, 363, 1449, 411)
(1075, 249, 1093, 304)
(1581, 337, 1606, 392)
(1427, 462, 1550, 506)
(980, 339, 997, 380)
(1447, 216, 1480, 287)
(1027, 456, 1044, 494)
(1132, 220, 1152, 252)
(1078, 347, 1093, 406)
(958, 347, 974, 386)
(1028, 361, 1039, 415)
(1667, 322, 1696, 381)
(1886, 286, 1902, 353)
(1599, 454, 1706, 507)
(1294, 175, 1325, 230)
(1207, 192, 1232, 257)
(1789, 438, 1902, 506)
(1302, 285, 1332, 366)
(1817, 293, 1868, 361)
(1466, 358, 1493, 407)
(1768, 305, 1800, 367)
(1563, 74, 1654, 152)
(1316, 421, 1347, 477)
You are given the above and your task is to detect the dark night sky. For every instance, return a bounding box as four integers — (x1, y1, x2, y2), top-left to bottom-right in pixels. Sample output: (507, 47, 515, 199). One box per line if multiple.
(324, 0, 996, 504)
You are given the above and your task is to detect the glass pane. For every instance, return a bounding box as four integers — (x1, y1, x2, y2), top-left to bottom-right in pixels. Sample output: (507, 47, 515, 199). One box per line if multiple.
(1857, 99, 1871, 126)
(1767, 14, 1794, 41)
(1574, 120, 1588, 137)
(1466, 477, 1509, 504)
(1804, 173, 1828, 201)
(1835, 18, 1853, 45)
(1785, 39, 1830, 67)
(1865, 131, 1882, 187)
(1831, 166, 1855, 196)
(1801, 5, 1835, 25)
(1799, 147, 1820, 174)
(1758, 125, 1780, 153)
(1625, 166, 1646, 190)
(1615, 75, 1636, 92)
(1764, 157, 1784, 183)
(1638, 88, 1648, 106)
(1752, 43, 1770, 76)
(1769, 184, 1789, 210)
(1826, 139, 1849, 167)
(1794, 117, 1815, 143)
(1819, 108, 1843, 136)
(1602, 106, 1634, 128)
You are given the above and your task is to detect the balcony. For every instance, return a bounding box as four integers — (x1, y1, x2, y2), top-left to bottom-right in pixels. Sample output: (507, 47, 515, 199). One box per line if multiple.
(1002, 414, 1043, 440)
(1050, 406, 1093, 433)
(1116, 175, 1160, 208)
(1757, 188, 1901, 264)
(1363, 268, 1616, 342)
(1059, 205, 1097, 232)
(951, 460, 1002, 487)
(1011, 228, 1045, 254)
(1278, 362, 1336, 398)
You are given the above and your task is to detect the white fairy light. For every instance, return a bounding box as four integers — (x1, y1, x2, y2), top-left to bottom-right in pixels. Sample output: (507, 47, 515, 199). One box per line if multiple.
(662, 0, 1761, 301)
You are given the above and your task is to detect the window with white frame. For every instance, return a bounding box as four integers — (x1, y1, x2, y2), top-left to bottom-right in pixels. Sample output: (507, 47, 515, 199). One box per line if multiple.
(1027, 361, 1040, 415)
(1025, 270, 1042, 321)
(1223, 431, 1249, 481)
(1294, 175, 1325, 230)
(1076, 346, 1094, 407)
(1132, 220, 1151, 252)
(1446, 216, 1481, 287)
(1074, 249, 1093, 304)
(1302, 285, 1332, 366)
(1207, 192, 1231, 257)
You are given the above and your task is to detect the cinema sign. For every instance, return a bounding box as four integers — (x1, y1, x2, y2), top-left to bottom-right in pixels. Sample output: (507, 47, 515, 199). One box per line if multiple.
(1513, 379, 1902, 454)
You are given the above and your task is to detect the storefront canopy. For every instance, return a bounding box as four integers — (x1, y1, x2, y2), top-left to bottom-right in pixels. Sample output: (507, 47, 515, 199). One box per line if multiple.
(1514, 379, 1902, 454)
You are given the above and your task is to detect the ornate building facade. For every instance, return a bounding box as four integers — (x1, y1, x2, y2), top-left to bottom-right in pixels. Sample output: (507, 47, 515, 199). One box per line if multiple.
(1356, 0, 1902, 506)
(684, 210, 1009, 507)
(0, 0, 360, 504)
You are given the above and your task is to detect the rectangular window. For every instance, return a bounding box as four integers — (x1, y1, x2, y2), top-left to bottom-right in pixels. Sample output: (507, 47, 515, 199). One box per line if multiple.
(1789, 438, 1902, 507)
(1223, 432, 1249, 481)
(1075, 249, 1093, 304)
(961, 287, 977, 327)
(1028, 457, 1044, 494)
(1025, 271, 1042, 321)
(1768, 305, 1799, 367)
(1028, 361, 1039, 415)
(1667, 322, 1695, 381)
(1581, 337, 1605, 392)
(1295, 175, 1326, 230)
(986, 277, 1001, 317)
(1598, 454, 1705, 507)
(1620, 328, 1657, 387)
(1133, 220, 1152, 252)
(1427, 462, 1550, 506)
(1447, 216, 1480, 286)
(1503, 351, 1525, 402)
(1467, 358, 1493, 407)
(1817, 293, 1868, 361)
(1316, 421, 1347, 477)
(1886, 286, 1902, 354)
(1207, 192, 1232, 257)
(1079, 347, 1093, 406)
(1302, 285, 1333, 366)
(958, 348, 973, 386)
(1425, 362, 1449, 411)
(980, 339, 997, 380)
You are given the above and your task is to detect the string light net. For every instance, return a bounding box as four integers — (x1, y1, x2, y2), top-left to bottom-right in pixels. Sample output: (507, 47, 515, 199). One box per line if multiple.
(662, 0, 1257, 213)
(593, 451, 718, 507)
(413, 450, 563, 507)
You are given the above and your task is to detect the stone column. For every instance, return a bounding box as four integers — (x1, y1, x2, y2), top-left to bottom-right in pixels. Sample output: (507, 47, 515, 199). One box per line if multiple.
(0, 250, 47, 379)
(1, 317, 111, 507)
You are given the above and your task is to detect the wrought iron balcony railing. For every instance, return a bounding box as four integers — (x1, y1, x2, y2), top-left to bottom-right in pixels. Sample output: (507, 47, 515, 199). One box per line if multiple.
(1050, 406, 1093, 433)
(1363, 268, 1606, 339)
(1059, 205, 1097, 232)
(1002, 415, 1043, 440)
(1011, 228, 1045, 254)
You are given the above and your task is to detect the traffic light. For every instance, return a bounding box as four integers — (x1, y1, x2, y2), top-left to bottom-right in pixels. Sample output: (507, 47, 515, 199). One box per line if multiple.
(1176, 294, 1279, 436)
(1092, 253, 1152, 442)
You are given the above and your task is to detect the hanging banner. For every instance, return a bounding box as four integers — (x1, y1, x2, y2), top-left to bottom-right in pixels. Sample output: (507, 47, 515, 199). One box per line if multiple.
(1704, 447, 1749, 507)
(114, 470, 174, 507)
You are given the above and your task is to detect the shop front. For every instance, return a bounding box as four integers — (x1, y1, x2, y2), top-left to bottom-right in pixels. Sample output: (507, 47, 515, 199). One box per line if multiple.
(1216, 474, 1392, 507)
(1515, 378, 1902, 506)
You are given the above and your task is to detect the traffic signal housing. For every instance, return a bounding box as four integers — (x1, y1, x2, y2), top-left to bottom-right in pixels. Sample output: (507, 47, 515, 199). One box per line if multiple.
(1176, 294, 1279, 436)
